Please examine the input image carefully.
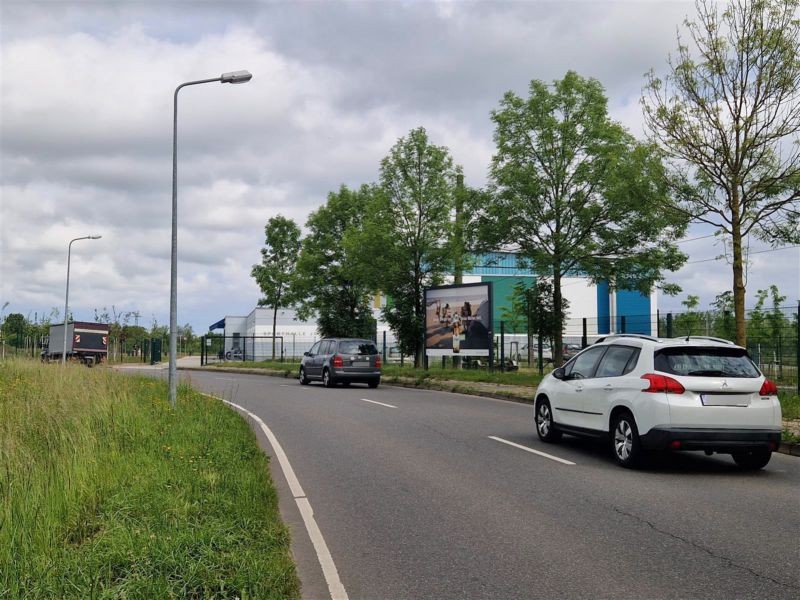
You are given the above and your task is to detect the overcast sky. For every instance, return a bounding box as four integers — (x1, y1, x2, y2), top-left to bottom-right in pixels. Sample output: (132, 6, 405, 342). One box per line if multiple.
(1, 0, 798, 334)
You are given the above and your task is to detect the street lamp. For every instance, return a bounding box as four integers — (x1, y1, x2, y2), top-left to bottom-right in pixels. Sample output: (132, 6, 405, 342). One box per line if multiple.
(169, 70, 252, 408)
(63, 235, 102, 364)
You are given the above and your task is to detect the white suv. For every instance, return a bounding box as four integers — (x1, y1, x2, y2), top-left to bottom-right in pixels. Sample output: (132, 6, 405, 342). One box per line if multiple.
(534, 335, 782, 469)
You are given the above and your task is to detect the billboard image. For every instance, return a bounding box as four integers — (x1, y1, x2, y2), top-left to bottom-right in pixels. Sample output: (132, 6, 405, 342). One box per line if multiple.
(425, 282, 492, 357)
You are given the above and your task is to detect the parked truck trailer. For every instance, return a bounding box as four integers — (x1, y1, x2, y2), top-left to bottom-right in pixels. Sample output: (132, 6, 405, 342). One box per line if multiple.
(42, 322, 109, 366)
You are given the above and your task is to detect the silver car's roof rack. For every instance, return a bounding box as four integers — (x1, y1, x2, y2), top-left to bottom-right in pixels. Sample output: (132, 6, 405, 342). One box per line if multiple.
(595, 333, 660, 343)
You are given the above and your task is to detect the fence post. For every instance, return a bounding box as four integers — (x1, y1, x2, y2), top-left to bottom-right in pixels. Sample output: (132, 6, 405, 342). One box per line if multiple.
(656, 310, 661, 338)
(582, 318, 587, 349)
(666, 313, 673, 338)
(382, 331, 387, 364)
(200, 336, 204, 366)
(620, 315, 626, 334)
(498, 321, 505, 372)
(537, 332, 544, 375)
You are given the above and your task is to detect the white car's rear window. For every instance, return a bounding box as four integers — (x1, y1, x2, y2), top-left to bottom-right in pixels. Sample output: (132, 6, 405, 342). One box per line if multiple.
(654, 347, 760, 378)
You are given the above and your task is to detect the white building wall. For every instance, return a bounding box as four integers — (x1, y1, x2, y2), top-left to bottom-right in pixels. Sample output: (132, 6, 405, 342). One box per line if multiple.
(561, 277, 599, 337)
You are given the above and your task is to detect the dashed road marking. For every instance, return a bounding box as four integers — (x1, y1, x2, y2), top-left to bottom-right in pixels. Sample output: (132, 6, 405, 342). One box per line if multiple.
(488, 436, 576, 465)
(361, 398, 397, 409)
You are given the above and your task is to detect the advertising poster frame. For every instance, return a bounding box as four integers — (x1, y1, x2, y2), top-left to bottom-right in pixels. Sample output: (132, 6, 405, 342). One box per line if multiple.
(424, 281, 493, 361)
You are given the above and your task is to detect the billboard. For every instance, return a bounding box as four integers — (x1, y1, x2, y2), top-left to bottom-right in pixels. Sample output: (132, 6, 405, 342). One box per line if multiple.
(425, 282, 492, 357)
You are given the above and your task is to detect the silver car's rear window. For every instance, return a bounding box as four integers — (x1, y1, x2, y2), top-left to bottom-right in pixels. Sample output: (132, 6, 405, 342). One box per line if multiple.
(338, 341, 378, 356)
(654, 347, 760, 378)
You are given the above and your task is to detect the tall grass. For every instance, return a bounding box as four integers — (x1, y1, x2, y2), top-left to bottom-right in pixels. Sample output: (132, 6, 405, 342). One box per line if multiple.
(0, 359, 299, 598)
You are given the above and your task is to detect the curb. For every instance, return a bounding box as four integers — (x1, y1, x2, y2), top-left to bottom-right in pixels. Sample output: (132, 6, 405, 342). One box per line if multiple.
(181, 365, 798, 458)
(779, 442, 800, 456)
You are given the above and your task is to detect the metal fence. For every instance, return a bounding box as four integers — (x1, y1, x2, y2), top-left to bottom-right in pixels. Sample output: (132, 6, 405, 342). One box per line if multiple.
(198, 305, 799, 389)
(496, 304, 799, 388)
(201, 335, 292, 365)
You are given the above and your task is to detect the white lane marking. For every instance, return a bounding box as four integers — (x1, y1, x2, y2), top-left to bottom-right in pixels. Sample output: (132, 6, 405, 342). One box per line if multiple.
(215, 377, 237, 381)
(210, 395, 348, 600)
(488, 436, 576, 466)
(361, 398, 397, 409)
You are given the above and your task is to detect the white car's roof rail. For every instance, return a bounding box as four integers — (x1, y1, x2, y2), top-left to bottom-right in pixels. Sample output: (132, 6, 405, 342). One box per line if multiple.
(671, 336, 736, 345)
(595, 333, 660, 343)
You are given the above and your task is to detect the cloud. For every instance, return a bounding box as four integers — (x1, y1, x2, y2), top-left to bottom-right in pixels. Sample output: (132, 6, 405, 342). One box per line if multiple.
(1, 0, 795, 333)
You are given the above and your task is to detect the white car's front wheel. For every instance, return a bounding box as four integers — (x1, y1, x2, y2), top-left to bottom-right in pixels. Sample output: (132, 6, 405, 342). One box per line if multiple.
(535, 398, 562, 443)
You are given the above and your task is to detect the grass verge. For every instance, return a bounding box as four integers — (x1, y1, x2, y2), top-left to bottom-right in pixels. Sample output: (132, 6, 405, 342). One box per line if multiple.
(214, 359, 545, 388)
(0, 359, 299, 598)
(779, 392, 800, 421)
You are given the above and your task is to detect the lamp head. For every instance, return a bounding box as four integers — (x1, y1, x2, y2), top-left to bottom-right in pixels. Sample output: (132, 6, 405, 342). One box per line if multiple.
(89, 235, 102, 239)
(221, 70, 253, 84)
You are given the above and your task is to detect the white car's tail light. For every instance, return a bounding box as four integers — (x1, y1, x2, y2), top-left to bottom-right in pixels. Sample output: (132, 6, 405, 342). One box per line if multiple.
(759, 379, 778, 396)
(641, 373, 685, 394)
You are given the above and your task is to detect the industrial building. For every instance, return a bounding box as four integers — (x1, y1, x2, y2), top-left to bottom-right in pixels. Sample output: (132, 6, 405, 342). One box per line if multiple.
(209, 252, 657, 360)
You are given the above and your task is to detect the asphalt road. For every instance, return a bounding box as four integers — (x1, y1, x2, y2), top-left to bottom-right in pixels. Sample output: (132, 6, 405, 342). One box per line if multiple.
(154, 368, 799, 599)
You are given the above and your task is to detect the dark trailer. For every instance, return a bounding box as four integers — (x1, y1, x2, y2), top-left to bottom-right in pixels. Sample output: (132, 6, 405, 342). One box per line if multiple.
(43, 321, 109, 366)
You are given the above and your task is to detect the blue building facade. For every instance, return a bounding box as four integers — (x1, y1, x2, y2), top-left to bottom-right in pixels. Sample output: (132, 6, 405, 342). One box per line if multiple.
(465, 252, 656, 337)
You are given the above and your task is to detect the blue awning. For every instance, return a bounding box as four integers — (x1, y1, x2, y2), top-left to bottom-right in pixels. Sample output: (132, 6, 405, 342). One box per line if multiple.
(208, 318, 225, 332)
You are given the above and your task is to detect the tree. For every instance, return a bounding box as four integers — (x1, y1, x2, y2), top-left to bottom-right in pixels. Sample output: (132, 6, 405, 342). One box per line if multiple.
(483, 71, 687, 365)
(2, 313, 26, 348)
(295, 185, 377, 339)
(642, 0, 800, 346)
(177, 323, 197, 355)
(503, 279, 570, 363)
(252, 215, 302, 360)
(711, 290, 736, 340)
(673, 294, 703, 337)
(351, 127, 458, 366)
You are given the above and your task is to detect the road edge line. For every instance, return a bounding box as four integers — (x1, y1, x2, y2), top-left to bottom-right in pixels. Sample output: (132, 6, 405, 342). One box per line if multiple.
(207, 394, 349, 600)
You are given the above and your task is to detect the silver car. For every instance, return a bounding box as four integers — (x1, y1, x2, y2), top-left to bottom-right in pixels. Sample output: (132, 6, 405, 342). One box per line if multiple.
(299, 337, 382, 388)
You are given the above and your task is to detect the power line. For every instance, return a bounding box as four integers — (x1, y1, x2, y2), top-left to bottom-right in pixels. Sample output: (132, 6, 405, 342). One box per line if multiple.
(676, 233, 718, 244)
(685, 245, 799, 265)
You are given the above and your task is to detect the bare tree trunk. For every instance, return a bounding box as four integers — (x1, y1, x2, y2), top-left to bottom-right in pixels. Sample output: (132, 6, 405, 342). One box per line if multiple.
(415, 293, 424, 369)
(553, 267, 564, 367)
(731, 192, 747, 347)
(272, 306, 278, 361)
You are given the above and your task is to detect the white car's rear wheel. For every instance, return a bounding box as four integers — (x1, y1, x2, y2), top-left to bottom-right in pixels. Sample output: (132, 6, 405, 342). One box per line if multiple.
(611, 411, 642, 468)
(731, 448, 771, 470)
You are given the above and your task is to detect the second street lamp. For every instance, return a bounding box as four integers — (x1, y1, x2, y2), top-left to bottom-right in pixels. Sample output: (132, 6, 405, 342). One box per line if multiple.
(63, 235, 102, 364)
(169, 70, 252, 408)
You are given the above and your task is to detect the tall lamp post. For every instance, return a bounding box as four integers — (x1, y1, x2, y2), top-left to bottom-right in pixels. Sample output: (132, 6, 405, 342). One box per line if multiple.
(63, 235, 102, 364)
(170, 70, 252, 408)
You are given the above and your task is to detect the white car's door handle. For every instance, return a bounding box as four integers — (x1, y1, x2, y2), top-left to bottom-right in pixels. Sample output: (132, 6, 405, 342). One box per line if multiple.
(575, 386, 583, 392)
(603, 385, 613, 391)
